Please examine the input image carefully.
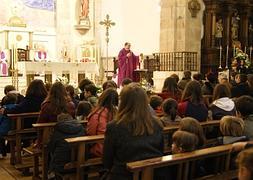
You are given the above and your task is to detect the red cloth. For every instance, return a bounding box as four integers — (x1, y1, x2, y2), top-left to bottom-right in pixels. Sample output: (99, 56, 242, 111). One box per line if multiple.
(117, 48, 139, 86)
(87, 107, 112, 157)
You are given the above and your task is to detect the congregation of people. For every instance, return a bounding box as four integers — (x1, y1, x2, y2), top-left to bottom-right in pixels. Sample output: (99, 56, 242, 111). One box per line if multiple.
(0, 70, 253, 180)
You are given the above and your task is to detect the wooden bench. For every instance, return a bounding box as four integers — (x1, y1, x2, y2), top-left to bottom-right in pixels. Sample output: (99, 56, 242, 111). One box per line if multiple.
(24, 120, 88, 180)
(4, 112, 40, 165)
(64, 135, 105, 180)
(127, 144, 237, 180)
(162, 120, 221, 153)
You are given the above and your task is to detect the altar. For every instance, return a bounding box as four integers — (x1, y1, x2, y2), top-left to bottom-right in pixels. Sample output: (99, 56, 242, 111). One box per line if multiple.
(17, 61, 99, 85)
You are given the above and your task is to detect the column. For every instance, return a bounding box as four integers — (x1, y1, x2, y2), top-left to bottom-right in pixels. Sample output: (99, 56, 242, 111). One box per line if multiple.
(222, 3, 234, 47)
(239, 7, 250, 47)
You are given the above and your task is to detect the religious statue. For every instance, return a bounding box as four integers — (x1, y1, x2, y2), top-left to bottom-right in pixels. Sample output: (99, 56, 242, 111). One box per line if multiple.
(0, 49, 8, 76)
(231, 11, 240, 41)
(80, 0, 89, 18)
(249, 24, 253, 46)
(215, 19, 223, 46)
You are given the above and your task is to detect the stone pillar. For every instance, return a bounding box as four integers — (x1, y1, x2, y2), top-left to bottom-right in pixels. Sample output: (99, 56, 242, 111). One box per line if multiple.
(222, 3, 233, 47)
(239, 7, 250, 47)
(160, 0, 204, 71)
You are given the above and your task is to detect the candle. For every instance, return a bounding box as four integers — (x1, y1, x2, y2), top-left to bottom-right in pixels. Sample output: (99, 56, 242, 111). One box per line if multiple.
(245, 46, 247, 54)
(226, 45, 229, 68)
(219, 46, 222, 69)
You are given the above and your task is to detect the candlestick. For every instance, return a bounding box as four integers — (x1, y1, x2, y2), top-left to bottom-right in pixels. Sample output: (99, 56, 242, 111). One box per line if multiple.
(226, 45, 228, 69)
(219, 46, 222, 69)
(233, 45, 236, 57)
(250, 46, 252, 62)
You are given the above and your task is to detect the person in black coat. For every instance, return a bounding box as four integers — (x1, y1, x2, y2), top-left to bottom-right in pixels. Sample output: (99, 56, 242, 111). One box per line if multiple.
(47, 113, 85, 175)
(103, 83, 164, 180)
(231, 74, 250, 98)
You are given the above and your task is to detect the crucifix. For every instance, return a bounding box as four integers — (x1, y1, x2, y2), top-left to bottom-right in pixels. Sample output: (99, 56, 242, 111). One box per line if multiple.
(99, 14, 115, 79)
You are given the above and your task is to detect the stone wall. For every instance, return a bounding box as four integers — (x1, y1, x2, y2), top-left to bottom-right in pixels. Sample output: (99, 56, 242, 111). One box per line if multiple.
(160, 0, 205, 71)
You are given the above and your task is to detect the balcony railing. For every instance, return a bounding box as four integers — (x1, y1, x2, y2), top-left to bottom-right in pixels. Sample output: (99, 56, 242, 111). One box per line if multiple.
(145, 52, 198, 72)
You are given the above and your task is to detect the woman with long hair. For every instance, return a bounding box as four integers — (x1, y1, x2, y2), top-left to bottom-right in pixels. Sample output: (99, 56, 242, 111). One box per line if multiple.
(87, 88, 118, 157)
(37, 82, 75, 123)
(103, 83, 164, 180)
(158, 77, 181, 102)
(178, 80, 208, 121)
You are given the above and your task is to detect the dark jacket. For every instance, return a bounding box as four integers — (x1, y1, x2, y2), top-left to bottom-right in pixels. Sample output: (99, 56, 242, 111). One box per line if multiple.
(48, 118, 85, 173)
(231, 83, 250, 98)
(103, 120, 164, 180)
(201, 82, 216, 95)
(210, 97, 236, 120)
(0, 104, 16, 135)
(178, 101, 208, 122)
(4, 96, 45, 128)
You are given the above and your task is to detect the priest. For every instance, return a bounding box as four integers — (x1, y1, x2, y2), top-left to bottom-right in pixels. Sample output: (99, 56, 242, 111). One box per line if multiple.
(117, 42, 139, 87)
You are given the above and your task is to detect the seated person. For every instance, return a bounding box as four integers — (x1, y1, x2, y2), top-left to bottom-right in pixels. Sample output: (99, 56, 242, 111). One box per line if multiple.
(65, 85, 79, 108)
(231, 74, 250, 98)
(202, 72, 217, 96)
(76, 101, 92, 121)
(160, 98, 181, 126)
(218, 116, 247, 145)
(172, 130, 198, 154)
(236, 148, 253, 180)
(235, 96, 253, 140)
(210, 84, 236, 120)
(48, 113, 85, 175)
(149, 95, 163, 117)
(0, 93, 17, 157)
(159, 77, 182, 102)
(78, 78, 94, 101)
(84, 84, 98, 107)
(178, 70, 192, 90)
(1, 85, 24, 106)
(178, 81, 208, 122)
(178, 117, 206, 148)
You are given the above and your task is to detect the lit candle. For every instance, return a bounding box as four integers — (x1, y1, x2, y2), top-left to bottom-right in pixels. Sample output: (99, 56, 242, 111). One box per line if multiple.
(226, 45, 229, 68)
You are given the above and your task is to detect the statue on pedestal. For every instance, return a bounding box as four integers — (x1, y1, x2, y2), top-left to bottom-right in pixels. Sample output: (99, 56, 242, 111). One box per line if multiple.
(231, 11, 240, 41)
(78, 0, 90, 27)
(215, 19, 223, 46)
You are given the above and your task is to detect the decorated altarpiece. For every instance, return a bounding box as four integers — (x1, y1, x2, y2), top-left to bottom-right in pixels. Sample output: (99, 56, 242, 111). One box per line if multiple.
(0, 0, 99, 94)
(202, 0, 253, 75)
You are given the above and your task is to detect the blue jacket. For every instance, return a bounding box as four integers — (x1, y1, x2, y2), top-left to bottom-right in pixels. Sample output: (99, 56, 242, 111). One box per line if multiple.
(0, 104, 16, 136)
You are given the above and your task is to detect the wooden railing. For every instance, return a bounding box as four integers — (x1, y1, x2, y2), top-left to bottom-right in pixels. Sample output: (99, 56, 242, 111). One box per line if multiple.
(146, 52, 198, 72)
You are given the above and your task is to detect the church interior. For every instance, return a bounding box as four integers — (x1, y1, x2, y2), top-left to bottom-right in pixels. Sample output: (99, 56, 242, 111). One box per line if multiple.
(1, 0, 253, 179)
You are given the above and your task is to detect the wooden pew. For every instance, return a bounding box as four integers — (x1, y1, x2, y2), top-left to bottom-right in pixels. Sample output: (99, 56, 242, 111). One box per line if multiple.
(127, 144, 235, 180)
(63, 135, 104, 180)
(5, 112, 40, 165)
(62, 120, 221, 180)
(24, 120, 88, 180)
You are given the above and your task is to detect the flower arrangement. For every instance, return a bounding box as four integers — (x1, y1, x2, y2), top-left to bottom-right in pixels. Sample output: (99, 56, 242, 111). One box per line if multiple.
(140, 78, 154, 93)
(55, 76, 69, 85)
(231, 48, 251, 73)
